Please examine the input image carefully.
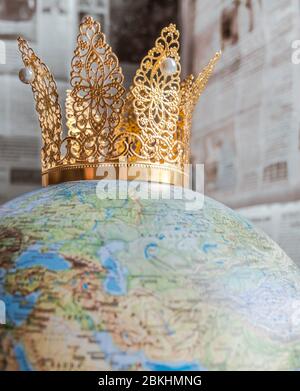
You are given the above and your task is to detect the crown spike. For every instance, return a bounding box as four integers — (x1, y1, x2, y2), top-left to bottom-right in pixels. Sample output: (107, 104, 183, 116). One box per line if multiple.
(192, 51, 221, 104)
(179, 51, 221, 162)
(69, 16, 125, 162)
(17, 36, 62, 172)
(132, 23, 181, 164)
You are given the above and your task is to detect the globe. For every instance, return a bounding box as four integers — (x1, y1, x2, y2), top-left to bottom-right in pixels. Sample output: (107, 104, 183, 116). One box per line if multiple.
(1, 180, 300, 371)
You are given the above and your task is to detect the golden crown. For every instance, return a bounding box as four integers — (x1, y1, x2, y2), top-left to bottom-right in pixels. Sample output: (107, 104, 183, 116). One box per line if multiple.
(17, 16, 220, 187)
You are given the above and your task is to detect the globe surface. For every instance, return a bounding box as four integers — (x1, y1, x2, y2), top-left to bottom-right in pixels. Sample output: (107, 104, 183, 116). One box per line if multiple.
(0, 180, 300, 371)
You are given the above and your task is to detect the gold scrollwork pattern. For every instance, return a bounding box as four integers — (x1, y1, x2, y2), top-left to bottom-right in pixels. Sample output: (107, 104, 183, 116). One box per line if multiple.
(65, 90, 77, 138)
(69, 16, 125, 162)
(110, 92, 144, 161)
(17, 37, 62, 172)
(178, 51, 221, 163)
(131, 24, 181, 163)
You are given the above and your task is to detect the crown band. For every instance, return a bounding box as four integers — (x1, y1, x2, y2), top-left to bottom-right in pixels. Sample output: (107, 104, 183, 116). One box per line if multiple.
(42, 162, 188, 187)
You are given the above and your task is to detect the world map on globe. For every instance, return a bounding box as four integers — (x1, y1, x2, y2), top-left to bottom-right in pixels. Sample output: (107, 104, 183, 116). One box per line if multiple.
(1, 180, 300, 371)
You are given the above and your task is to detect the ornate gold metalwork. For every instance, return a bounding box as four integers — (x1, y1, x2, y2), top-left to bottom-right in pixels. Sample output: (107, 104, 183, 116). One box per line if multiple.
(17, 16, 220, 187)
(69, 16, 125, 163)
(180, 51, 221, 115)
(132, 24, 181, 164)
(17, 37, 62, 171)
(65, 90, 77, 137)
(178, 51, 221, 162)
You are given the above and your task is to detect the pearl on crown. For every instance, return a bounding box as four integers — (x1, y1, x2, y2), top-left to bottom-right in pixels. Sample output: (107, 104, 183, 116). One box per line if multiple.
(19, 67, 35, 84)
(161, 57, 177, 76)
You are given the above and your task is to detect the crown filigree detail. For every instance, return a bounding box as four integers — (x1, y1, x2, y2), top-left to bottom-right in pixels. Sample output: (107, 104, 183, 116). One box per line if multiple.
(18, 16, 220, 187)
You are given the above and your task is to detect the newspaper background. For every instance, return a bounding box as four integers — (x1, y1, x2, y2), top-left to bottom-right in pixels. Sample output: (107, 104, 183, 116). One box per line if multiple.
(189, 0, 300, 209)
(181, 0, 300, 266)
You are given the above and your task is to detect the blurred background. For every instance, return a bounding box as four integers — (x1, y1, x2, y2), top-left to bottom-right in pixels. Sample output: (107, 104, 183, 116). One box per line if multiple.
(0, 0, 300, 266)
